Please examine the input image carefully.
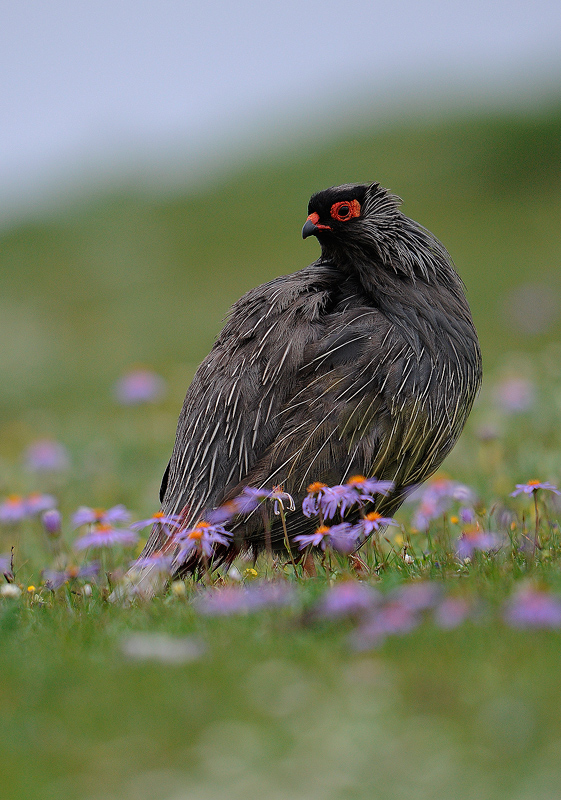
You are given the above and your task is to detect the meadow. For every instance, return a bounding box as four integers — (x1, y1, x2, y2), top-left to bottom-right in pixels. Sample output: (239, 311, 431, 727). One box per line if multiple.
(1, 104, 561, 799)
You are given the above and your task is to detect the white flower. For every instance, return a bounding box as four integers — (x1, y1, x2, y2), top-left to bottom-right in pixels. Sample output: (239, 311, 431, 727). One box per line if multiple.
(1, 583, 21, 598)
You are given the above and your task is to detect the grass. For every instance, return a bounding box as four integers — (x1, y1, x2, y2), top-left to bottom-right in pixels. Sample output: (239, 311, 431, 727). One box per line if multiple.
(1, 105, 561, 798)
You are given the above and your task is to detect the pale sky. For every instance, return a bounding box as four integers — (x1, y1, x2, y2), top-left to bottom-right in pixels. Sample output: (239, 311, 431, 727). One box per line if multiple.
(1, 0, 560, 220)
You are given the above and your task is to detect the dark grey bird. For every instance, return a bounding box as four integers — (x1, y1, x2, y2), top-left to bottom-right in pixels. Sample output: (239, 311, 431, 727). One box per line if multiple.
(137, 182, 481, 578)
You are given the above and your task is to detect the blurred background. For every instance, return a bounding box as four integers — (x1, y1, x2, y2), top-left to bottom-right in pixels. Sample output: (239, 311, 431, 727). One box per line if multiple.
(3, 6, 561, 799)
(1, 0, 561, 508)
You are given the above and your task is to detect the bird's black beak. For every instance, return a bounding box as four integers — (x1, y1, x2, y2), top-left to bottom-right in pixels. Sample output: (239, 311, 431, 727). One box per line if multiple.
(302, 218, 318, 239)
(302, 212, 331, 239)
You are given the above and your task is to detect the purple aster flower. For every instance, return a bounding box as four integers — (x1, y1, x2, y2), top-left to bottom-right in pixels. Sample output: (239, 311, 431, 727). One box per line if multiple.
(351, 600, 419, 650)
(0, 495, 29, 524)
(504, 586, 561, 629)
(294, 525, 332, 550)
(434, 596, 472, 629)
(175, 521, 231, 564)
(114, 368, 166, 405)
(24, 439, 70, 472)
(245, 581, 296, 610)
(74, 524, 139, 550)
(328, 522, 361, 554)
(393, 581, 441, 612)
(270, 487, 296, 515)
(494, 376, 535, 413)
(302, 482, 328, 517)
(0, 554, 12, 577)
(456, 530, 501, 560)
(129, 553, 174, 575)
(316, 581, 380, 619)
(26, 493, 57, 516)
(318, 485, 359, 520)
(357, 511, 398, 537)
(131, 511, 182, 537)
(316, 476, 392, 520)
(459, 507, 475, 524)
(43, 562, 100, 590)
(511, 480, 560, 497)
(41, 509, 62, 537)
(231, 487, 273, 515)
(206, 501, 239, 524)
(294, 523, 359, 554)
(72, 504, 131, 528)
(194, 586, 250, 616)
(411, 478, 476, 529)
(345, 475, 394, 498)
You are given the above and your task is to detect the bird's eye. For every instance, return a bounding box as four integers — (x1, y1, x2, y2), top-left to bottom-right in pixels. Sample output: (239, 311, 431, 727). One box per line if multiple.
(330, 199, 361, 222)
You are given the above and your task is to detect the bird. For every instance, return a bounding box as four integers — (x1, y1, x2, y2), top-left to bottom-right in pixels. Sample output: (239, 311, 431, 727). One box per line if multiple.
(135, 181, 481, 582)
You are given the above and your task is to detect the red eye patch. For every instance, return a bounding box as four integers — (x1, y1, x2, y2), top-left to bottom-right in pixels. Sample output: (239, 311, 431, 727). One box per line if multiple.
(330, 199, 361, 222)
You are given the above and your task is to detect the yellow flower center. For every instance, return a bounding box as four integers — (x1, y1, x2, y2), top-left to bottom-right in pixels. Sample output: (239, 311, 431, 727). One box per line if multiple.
(528, 480, 541, 486)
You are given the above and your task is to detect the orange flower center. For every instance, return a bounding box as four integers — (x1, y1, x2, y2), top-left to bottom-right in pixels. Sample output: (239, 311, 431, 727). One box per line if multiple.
(7, 494, 23, 504)
(188, 529, 203, 540)
(365, 512, 382, 521)
(347, 475, 366, 485)
(97, 523, 112, 532)
(153, 511, 165, 519)
(307, 482, 327, 494)
(316, 525, 331, 535)
(527, 480, 541, 486)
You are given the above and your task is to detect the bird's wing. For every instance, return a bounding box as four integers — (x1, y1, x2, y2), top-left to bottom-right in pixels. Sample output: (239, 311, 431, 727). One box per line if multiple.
(159, 265, 338, 526)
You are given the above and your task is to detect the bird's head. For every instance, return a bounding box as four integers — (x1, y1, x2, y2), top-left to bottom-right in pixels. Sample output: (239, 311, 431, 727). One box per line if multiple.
(302, 182, 454, 286)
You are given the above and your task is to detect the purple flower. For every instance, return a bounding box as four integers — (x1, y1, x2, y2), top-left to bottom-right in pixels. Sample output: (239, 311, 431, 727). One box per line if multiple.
(72, 504, 131, 528)
(26, 493, 57, 516)
(43, 562, 100, 590)
(494, 377, 535, 413)
(317, 475, 392, 520)
(114, 369, 166, 405)
(411, 478, 476, 530)
(351, 600, 419, 649)
(504, 587, 561, 629)
(24, 439, 70, 472)
(302, 482, 328, 517)
(511, 480, 560, 497)
(393, 582, 441, 612)
(175, 521, 231, 564)
(434, 597, 472, 629)
(0, 495, 28, 524)
(245, 581, 296, 610)
(206, 501, 238, 525)
(456, 530, 501, 560)
(357, 511, 397, 537)
(459, 507, 475, 524)
(0, 554, 12, 577)
(270, 487, 296, 515)
(316, 581, 379, 619)
(231, 487, 273, 515)
(318, 485, 359, 520)
(294, 523, 358, 553)
(74, 524, 139, 551)
(129, 553, 174, 575)
(194, 586, 250, 616)
(41, 509, 62, 536)
(131, 511, 182, 537)
(345, 475, 394, 498)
